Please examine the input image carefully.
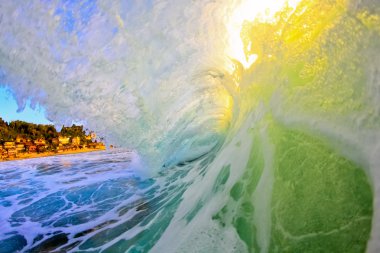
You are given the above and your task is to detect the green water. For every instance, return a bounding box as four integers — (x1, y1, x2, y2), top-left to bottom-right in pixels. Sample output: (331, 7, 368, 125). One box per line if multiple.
(212, 0, 379, 251)
(213, 121, 373, 252)
(269, 125, 372, 253)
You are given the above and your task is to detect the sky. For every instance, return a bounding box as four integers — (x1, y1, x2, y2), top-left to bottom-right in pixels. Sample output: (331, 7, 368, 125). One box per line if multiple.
(0, 0, 95, 126)
(0, 86, 52, 125)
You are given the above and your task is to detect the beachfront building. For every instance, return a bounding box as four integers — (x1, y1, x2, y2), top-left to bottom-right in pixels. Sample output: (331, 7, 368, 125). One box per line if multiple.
(15, 135, 27, 153)
(72, 136, 81, 146)
(4, 141, 15, 150)
(0, 146, 6, 160)
(15, 144, 25, 153)
(90, 131, 96, 140)
(7, 148, 17, 158)
(37, 145, 46, 153)
(24, 141, 34, 152)
(34, 138, 46, 146)
(58, 135, 70, 145)
(87, 142, 97, 149)
(2, 142, 18, 158)
(57, 135, 71, 151)
(51, 138, 59, 146)
(27, 145, 37, 153)
(34, 138, 48, 153)
(16, 135, 27, 144)
(87, 142, 106, 149)
(99, 143, 106, 150)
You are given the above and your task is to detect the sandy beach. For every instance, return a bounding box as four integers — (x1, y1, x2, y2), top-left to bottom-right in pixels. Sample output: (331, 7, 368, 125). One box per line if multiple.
(0, 147, 106, 163)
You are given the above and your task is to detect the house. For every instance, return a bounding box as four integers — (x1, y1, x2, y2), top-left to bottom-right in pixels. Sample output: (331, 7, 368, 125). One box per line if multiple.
(4, 142, 15, 150)
(71, 136, 81, 146)
(34, 138, 46, 146)
(88, 142, 106, 150)
(7, 148, 17, 158)
(27, 145, 37, 153)
(15, 144, 25, 153)
(90, 131, 96, 140)
(24, 141, 34, 148)
(51, 138, 59, 145)
(87, 143, 96, 149)
(16, 135, 27, 144)
(98, 142, 106, 149)
(57, 143, 70, 152)
(37, 145, 46, 153)
(1, 149, 6, 160)
(58, 135, 70, 145)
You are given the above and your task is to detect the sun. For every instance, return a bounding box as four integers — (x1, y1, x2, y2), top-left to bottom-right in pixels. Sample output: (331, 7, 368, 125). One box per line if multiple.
(226, 0, 301, 70)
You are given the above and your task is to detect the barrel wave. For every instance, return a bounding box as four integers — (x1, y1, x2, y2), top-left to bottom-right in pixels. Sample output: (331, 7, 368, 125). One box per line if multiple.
(0, 0, 379, 252)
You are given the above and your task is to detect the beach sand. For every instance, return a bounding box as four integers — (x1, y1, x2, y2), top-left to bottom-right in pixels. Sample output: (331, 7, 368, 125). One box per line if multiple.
(0, 147, 106, 163)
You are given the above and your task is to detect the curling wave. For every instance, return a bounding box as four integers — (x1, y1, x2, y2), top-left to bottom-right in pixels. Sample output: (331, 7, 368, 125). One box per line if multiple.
(0, 0, 380, 252)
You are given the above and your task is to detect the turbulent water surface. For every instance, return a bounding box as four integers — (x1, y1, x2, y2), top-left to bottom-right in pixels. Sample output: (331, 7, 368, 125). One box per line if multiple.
(1, 0, 380, 252)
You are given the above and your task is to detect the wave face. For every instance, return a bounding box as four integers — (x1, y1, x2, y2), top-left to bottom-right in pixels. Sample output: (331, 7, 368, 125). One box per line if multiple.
(0, 0, 380, 252)
(0, 0, 237, 169)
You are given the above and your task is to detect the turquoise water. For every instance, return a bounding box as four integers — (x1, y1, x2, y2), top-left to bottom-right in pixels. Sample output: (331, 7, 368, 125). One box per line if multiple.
(1, 0, 380, 252)
(0, 149, 187, 252)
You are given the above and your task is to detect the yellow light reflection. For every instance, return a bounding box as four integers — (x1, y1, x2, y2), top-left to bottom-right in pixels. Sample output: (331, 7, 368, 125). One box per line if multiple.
(217, 92, 234, 131)
(227, 0, 301, 70)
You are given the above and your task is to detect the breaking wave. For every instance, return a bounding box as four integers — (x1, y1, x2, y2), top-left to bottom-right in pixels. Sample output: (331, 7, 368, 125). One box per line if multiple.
(0, 0, 380, 252)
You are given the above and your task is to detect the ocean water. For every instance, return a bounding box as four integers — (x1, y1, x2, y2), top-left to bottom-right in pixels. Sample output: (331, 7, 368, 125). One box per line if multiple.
(1, 0, 380, 252)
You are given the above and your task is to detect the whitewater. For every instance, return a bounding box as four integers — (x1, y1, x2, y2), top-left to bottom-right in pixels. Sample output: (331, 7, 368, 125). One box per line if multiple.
(0, 0, 380, 252)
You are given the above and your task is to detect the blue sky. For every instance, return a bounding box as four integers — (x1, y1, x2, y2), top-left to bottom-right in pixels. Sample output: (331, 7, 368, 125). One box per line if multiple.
(0, 1, 99, 126)
(0, 1, 91, 126)
(0, 86, 52, 124)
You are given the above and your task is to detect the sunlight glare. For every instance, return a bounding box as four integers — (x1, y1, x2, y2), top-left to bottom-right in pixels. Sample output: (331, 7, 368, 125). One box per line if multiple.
(227, 0, 301, 70)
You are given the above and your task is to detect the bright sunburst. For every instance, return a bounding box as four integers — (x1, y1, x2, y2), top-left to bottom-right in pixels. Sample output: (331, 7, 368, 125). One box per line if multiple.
(227, 0, 301, 70)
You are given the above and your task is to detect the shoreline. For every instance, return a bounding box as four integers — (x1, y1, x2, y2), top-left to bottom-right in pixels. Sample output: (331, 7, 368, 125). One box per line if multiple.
(0, 148, 106, 163)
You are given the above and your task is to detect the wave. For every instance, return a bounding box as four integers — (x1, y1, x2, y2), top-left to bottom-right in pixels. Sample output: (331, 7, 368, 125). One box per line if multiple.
(0, 0, 239, 170)
(0, 0, 380, 252)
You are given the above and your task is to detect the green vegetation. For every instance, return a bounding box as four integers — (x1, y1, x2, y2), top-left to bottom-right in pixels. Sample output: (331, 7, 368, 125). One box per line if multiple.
(0, 117, 95, 146)
(2, 119, 58, 141)
(60, 124, 87, 144)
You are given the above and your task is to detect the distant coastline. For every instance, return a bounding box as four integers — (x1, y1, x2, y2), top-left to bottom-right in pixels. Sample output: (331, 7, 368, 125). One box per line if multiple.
(0, 146, 106, 163)
(0, 118, 107, 162)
